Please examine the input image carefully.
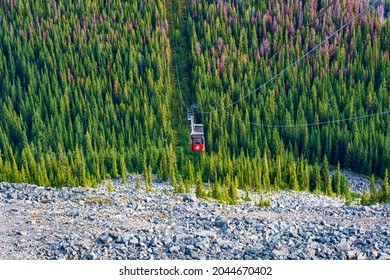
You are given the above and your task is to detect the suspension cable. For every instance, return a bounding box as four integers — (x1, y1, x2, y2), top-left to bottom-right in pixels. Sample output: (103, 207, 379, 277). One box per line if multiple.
(229, 0, 337, 98)
(225, 109, 390, 128)
(198, 0, 381, 114)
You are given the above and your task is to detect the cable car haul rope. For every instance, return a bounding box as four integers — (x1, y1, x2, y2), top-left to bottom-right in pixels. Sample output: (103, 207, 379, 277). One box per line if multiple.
(198, 0, 382, 113)
(173, 0, 386, 151)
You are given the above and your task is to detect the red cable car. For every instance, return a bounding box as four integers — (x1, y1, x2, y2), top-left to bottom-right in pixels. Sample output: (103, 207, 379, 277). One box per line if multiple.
(188, 106, 205, 152)
(191, 124, 205, 152)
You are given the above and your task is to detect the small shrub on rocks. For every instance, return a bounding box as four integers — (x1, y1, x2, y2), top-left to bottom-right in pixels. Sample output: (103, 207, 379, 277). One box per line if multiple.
(256, 195, 271, 207)
(108, 181, 114, 193)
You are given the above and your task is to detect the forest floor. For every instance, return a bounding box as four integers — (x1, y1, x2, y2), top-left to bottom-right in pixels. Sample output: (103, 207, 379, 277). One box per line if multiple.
(0, 171, 389, 260)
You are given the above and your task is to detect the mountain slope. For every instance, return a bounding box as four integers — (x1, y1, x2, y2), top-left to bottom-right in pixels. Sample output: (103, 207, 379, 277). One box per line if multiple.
(0, 0, 389, 203)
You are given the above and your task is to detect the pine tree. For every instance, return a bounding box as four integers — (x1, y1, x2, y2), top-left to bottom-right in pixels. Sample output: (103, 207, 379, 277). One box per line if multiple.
(176, 177, 185, 194)
(263, 152, 271, 190)
(322, 155, 333, 196)
(184, 180, 191, 193)
(290, 161, 299, 191)
(120, 156, 127, 184)
(108, 180, 114, 193)
(313, 163, 322, 194)
(380, 169, 389, 203)
(158, 153, 169, 181)
(187, 160, 195, 185)
(298, 158, 309, 191)
(302, 163, 310, 192)
(74, 145, 86, 187)
(111, 154, 118, 178)
(221, 183, 230, 204)
(135, 174, 141, 189)
(147, 165, 153, 192)
(369, 174, 377, 204)
(213, 180, 222, 201)
(361, 191, 370, 205)
(9, 149, 20, 183)
(229, 176, 239, 204)
(340, 174, 350, 199)
(168, 145, 177, 188)
(0, 151, 4, 180)
(38, 156, 50, 187)
(275, 155, 282, 190)
(332, 162, 342, 196)
(2, 161, 12, 182)
(195, 171, 206, 198)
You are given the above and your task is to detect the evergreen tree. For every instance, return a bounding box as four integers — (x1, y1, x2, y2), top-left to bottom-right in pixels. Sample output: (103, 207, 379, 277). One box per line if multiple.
(187, 161, 195, 185)
(120, 156, 127, 184)
(108, 180, 114, 193)
(195, 171, 206, 198)
(369, 174, 377, 204)
(290, 161, 299, 191)
(221, 182, 230, 204)
(158, 153, 169, 181)
(177, 177, 185, 194)
(340, 174, 350, 199)
(322, 155, 333, 196)
(111, 154, 118, 179)
(211, 179, 222, 201)
(168, 145, 177, 188)
(380, 169, 389, 203)
(313, 163, 322, 194)
(229, 176, 239, 204)
(263, 152, 271, 190)
(332, 162, 342, 196)
(0, 151, 4, 180)
(361, 191, 370, 205)
(302, 164, 310, 192)
(135, 175, 141, 189)
(147, 165, 153, 192)
(275, 155, 282, 190)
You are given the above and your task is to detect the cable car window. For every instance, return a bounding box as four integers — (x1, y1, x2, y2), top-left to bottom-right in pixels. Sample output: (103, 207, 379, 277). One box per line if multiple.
(192, 137, 203, 144)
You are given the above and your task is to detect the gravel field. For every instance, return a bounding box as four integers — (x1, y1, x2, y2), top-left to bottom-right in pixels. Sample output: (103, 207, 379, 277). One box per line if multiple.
(0, 175, 389, 260)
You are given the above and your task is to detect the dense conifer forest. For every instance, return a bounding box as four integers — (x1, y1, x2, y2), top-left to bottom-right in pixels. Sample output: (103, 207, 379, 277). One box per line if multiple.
(0, 0, 389, 204)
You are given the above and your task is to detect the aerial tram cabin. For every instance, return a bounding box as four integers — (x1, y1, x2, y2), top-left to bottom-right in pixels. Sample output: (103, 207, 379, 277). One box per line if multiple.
(188, 106, 205, 152)
(190, 124, 205, 152)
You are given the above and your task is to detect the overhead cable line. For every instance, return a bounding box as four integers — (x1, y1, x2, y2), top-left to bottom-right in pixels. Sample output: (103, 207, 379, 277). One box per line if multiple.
(198, 0, 381, 114)
(225, 109, 390, 128)
(187, 0, 336, 111)
(230, 0, 337, 94)
(196, 0, 389, 128)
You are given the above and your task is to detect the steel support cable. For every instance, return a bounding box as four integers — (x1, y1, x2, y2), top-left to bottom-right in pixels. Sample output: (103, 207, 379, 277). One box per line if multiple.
(230, 0, 337, 98)
(197, 0, 381, 114)
(188, 0, 336, 112)
(205, 77, 390, 128)
(225, 108, 390, 128)
(237, 0, 337, 93)
(182, 0, 336, 111)
(197, 0, 389, 128)
(192, 1, 337, 55)
(189, 0, 336, 111)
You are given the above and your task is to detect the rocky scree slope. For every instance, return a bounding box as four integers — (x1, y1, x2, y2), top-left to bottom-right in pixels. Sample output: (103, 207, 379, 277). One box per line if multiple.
(0, 177, 389, 260)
